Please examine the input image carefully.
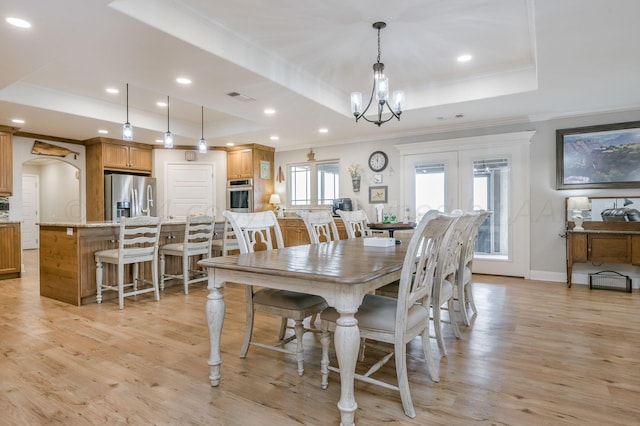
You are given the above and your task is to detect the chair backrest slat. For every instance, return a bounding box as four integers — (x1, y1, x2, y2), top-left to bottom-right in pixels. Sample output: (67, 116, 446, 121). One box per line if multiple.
(223, 210, 285, 254)
(432, 211, 476, 303)
(183, 215, 215, 253)
(117, 216, 161, 262)
(299, 210, 340, 243)
(336, 209, 371, 239)
(395, 210, 457, 327)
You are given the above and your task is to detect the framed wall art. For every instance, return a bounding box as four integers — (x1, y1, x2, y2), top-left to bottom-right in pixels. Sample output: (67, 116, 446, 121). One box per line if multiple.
(369, 185, 388, 203)
(260, 160, 270, 179)
(556, 121, 640, 189)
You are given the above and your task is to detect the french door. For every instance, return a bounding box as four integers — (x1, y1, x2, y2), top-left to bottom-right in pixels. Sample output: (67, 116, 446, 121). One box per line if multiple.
(398, 131, 533, 278)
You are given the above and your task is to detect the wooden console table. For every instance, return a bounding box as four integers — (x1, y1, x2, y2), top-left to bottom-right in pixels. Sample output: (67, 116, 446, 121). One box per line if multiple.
(565, 221, 640, 287)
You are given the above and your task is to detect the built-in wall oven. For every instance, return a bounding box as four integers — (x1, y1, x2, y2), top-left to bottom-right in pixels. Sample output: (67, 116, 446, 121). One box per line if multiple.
(227, 179, 253, 212)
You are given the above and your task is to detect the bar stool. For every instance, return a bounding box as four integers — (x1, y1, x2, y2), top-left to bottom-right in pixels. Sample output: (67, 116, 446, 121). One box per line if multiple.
(211, 219, 239, 256)
(159, 215, 215, 295)
(95, 216, 162, 309)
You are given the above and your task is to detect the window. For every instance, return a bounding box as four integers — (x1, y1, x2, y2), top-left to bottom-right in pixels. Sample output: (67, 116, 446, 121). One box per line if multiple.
(288, 161, 340, 207)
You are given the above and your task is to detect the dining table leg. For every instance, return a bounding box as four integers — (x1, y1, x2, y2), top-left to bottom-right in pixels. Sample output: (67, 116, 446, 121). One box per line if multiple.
(333, 310, 360, 426)
(206, 272, 225, 387)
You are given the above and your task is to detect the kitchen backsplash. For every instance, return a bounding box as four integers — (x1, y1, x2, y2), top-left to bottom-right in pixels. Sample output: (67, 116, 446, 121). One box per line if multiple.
(0, 196, 9, 220)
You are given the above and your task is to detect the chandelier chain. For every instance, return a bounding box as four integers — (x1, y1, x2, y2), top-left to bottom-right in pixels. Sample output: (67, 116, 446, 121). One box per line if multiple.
(377, 27, 381, 64)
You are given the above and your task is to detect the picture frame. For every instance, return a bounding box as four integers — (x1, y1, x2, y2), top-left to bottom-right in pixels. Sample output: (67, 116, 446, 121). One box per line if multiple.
(369, 185, 388, 203)
(373, 173, 383, 184)
(260, 160, 270, 179)
(556, 121, 640, 189)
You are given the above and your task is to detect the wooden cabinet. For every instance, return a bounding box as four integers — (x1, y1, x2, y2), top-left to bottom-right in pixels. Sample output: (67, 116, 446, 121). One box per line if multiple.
(0, 132, 13, 196)
(101, 141, 152, 172)
(565, 221, 640, 287)
(278, 218, 348, 247)
(227, 144, 275, 212)
(85, 137, 153, 221)
(227, 149, 253, 179)
(0, 222, 21, 279)
(279, 219, 311, 246)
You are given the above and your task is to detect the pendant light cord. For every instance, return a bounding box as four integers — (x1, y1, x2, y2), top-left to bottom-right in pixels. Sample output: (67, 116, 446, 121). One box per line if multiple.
(167, 96, 170, 131)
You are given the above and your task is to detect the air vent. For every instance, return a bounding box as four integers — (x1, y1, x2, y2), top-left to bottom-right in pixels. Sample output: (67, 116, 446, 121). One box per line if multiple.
(226, 92, 256, 102)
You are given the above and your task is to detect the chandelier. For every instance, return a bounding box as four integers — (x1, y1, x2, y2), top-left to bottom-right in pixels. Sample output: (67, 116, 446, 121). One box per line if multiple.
(350, 22, 404, 127)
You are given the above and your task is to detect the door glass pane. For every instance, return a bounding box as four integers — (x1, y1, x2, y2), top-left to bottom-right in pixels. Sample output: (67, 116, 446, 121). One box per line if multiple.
(415, 163, 445, 221)
(473, 158, 509, 258)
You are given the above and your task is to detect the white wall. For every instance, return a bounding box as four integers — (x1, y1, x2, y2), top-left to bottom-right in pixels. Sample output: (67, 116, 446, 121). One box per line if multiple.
(11, 136, 85, 222)
(275, 108, 640, 284)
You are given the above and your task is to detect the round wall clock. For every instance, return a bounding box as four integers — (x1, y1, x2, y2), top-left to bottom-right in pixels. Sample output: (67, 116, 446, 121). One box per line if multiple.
(368, 151, 388, 172)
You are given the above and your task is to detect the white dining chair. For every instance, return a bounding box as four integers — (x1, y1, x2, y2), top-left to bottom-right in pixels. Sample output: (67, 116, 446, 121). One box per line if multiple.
(431, 211, 476, 356)
(223, 210, 328, 376)
(159, 215, 215, 295)
(456, 210, 491, 325)
(94, 216, 162, 309)
(299, 210, 341, 243)
(336, 209, 372, 238)
(319, 210, 457, 418)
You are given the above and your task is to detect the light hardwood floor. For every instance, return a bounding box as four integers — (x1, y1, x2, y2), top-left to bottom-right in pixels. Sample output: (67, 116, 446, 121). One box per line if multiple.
(1, 250, 639, 425)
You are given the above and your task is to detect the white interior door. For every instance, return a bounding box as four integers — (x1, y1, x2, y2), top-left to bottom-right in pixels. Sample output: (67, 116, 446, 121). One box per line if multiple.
(21, 174, 39, 249)
(165, 163, 215, 220)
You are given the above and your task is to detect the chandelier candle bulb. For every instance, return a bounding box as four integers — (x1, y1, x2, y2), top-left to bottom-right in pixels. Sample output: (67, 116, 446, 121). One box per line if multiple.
(351, 92, 363, 115)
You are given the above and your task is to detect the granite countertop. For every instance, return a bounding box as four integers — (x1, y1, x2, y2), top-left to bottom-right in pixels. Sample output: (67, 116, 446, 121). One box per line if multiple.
(38, 219, 188, 228)
(0, 220, 22, 224)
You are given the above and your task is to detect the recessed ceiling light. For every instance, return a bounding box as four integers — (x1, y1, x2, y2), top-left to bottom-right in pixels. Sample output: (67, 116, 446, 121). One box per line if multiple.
(98, 129, 109, 134)
(318, 128, 329, 134)
(105, 87, 119, 94)
(226, 142, 235, 146)
(176, 77, 192, 85)
(155, 139, 164, 143)
(264, 108, 276, 115)
(156, 101, 167, 107)
(6, 17, 31, 28)
(457, 54, 472, 63)
(11, 118, 25, 124)
(270, 135, 279, 141)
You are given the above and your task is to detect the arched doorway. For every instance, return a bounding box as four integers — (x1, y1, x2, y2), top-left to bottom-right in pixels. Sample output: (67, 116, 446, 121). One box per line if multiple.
(21, 158, 80, 249)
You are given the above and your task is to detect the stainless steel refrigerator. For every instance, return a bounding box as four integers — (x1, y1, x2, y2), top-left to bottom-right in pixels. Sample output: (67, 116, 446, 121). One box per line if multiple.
(104, 174, 157, 221)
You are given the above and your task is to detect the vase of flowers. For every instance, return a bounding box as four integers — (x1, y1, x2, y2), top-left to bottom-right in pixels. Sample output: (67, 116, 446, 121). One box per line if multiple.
(348, 164, 362, 192)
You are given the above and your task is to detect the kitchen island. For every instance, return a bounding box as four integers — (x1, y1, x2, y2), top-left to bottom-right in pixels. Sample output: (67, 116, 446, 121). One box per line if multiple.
(39, 220, 189, 306)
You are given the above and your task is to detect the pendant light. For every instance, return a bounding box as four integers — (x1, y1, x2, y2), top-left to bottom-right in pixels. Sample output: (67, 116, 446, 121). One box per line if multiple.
(350, 22, 404, 127)
(164, 95, 173, 148)
(122, 83, 133, 141)
(197, 106, 207, 154)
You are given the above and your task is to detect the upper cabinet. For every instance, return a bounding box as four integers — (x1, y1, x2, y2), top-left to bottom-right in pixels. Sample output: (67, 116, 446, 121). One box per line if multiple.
(100, 141, 152, 173)
(85, 137, 153, 221)
(0, 131, 13, 196)
(227, 149, 254, 179)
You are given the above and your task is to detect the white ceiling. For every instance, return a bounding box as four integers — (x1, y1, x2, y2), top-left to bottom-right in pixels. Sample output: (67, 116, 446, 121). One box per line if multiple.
(1, 0, 639, 151)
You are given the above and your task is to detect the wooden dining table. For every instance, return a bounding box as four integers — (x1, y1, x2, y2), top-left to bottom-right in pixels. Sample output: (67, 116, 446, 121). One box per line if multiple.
(199, 238, 409, 426)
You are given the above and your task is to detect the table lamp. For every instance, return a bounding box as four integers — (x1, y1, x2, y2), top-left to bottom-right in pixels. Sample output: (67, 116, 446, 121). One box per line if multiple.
(567, 196, 590, 231)
(269, 194, 283, 218)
